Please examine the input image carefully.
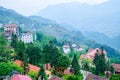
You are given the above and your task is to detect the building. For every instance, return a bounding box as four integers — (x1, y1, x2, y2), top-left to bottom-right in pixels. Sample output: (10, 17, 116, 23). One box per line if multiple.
(21, 31, 33, 43)
(112, 64, 120, 74)
(63, 44, 71, 54)
(80, 48, 107, 61)
(14, 60, 40, 73)
(14, 60, 52, 78)
(4, 24, 17, 41)
(11, 74, 32, 80)
(48, 76, 63, 80)
(85, 74, 107, 80)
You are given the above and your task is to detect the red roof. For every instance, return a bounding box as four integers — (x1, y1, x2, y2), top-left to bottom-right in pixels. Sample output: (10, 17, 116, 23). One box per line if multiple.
(48, 76, 63, 80)
(14, 60, 22, 66)
(112, 64, 120, 73)
(64, 69, 72, 75)
(14, 60, 40, 73)
(11, 74, 32, 80)
(85, 74, 107, 80)
(4, 24, 17, 28)
(28, 64, 40, 72)
(80, 48, 106, 61)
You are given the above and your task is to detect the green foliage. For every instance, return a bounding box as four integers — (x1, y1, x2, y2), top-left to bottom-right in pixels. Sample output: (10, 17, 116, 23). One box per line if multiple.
(11, 34, 18, 49)
(25, 44, 41, 65)
(0, 34, 7, 53)
(39, 65, 47, 80)
(71, 54, 81, 75)
(54, 55, 70, 75)
(62, 74, 83, 80)
(0, 62, 23, 76)
(110, 74, 120, 80)
(93, 52, 107, 75)
(28, 71, 38, 80)
(11, 63, 24, 73)
(0, 62, 13, 76)
(16, 40, 25, 60)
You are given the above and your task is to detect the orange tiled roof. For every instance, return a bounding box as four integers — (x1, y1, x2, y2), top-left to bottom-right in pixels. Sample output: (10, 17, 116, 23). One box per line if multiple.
(64, 69, 72, 75)
(11, 74, 32, 80)
(112, 64, 120, 73)
(14, 60, 40, 73)
(80, 48, 106, 61)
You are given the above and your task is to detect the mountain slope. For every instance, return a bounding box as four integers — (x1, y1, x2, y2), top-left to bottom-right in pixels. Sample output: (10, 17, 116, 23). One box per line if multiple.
(0, 6, 34, 29)
(82, 31, 120, 49)
(37, 0, 120, 37)
(29, 16, 85, 42)
(0, 7, 85, 42)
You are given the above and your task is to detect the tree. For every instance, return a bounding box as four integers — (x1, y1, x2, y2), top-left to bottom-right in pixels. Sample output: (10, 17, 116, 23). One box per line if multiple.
(38, 65, 47, 80)
(0, 35, 7, 53)
(71, 54, 81, 75)
(11, 34, 18, 50)
(25, 44, 41, 65)
(16, 40, 25, 60)
(110, 74, 120, 80)
(0, 35, 7, 62)
(54, 55, 70, 75)
(93, 47, 107, 75)
(83, 62, 89, 71)
(0, 62, 12, 76)
(36, 32, 43, 41)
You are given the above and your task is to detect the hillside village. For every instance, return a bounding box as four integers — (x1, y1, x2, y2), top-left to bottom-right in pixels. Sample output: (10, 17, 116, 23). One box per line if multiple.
(0, 23, 120, 80)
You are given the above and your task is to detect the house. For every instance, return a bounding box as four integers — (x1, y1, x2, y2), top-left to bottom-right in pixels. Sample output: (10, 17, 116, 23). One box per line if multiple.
(48, 76, 63, 80)
(4, 24, 17, 41)
(63, 44, 70, 54)
(85, 74, 107, 80)
(80, 48, 107, 61)
(21, 31, 33, 43)
(14, 60, 52, 78)
(112, 64, 120, 74)
(64, 68, 72, 75)
(11, 74, 32, 80)
(14, 60, 40, 73)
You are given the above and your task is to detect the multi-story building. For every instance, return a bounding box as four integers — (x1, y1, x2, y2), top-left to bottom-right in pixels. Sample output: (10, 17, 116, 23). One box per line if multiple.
(63, 44, 71, 54)
(21, 31, 33, 43)
(4, 24, 17, 41)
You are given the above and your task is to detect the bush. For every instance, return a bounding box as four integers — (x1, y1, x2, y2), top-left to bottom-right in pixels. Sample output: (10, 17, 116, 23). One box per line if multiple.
(110, 74, 120, 80)
(0, 62, 23, 76)
(62, 74, 83, 80)
(28, 71, 38, 80)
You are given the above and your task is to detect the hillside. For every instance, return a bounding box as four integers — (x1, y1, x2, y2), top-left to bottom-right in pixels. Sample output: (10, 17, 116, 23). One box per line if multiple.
(82, 31, 120, 49)
(37, 0, 120, 37)
(0, 6, 85, 42)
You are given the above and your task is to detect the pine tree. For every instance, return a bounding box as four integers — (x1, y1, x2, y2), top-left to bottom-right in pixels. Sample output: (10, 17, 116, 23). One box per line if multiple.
(71, 54, 80, 75)
(16, 40, 25, 60)
(11, 34, 18, 50)
(38, 65, 47, 80)
(84, 62, 89, 71)
(93, 47, 107, 75)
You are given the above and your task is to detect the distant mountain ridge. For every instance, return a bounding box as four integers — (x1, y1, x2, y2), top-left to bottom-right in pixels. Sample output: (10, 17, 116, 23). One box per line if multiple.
(37, 0, 120, 37)
(83, 31, 120, 49)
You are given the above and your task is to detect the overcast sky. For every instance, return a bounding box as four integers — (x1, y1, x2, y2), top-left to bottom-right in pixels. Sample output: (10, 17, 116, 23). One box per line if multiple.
(0, 0, 108, 16)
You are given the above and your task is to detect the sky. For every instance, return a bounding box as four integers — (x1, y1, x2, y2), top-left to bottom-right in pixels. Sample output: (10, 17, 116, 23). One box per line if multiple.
(0, 0, 108, 16)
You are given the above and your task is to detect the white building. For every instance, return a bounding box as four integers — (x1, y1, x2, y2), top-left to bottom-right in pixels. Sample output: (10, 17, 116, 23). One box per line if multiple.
(21, 31, 33, 43)
(63, 44, 70, 54)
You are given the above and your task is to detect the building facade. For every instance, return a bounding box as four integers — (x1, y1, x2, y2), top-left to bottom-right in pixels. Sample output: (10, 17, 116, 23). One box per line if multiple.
(21, 31, 33, 43)
(4, 24, 17, 41)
